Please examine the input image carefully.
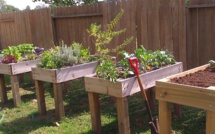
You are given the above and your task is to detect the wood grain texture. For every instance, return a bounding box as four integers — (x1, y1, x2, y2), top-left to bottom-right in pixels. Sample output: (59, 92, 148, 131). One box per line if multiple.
(206, 111, 215, 134)
(0, 9, 53, 49)
(156, 64, 215, 112)
(0, 60, 39, 75)
(35, 80, 46, 115)
(0, 74, 7, 103)
(32, 61, 98, 83)
(0, 0, 187, 68)
(53, 83, 64, 121)
(88, 92, 101, 134)
(116, 97, 130, 134)
(85, 62, 182, 98)
(0, 63, 11, 75)
(158, 100, 172, 134)
(10, 75, 21, 106)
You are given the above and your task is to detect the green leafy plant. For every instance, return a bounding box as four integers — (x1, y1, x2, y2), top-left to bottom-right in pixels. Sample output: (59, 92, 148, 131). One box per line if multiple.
(2, 46, 22, 61)
(1, 44, 44, 64)
(38, 42, 91, 69)
(118, 46, 176, 78)
(96, 57, 119, 83)
(87, 9, 133, 58)
(87, 9, 134, 82)
(209, 60, 215, 68)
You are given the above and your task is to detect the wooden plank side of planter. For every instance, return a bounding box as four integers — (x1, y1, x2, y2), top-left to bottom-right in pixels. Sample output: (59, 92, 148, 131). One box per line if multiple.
(85, 75, 123, 97)
(85, 62, 183, 98)
(11, 60, 40, 75)
(56, 61, 98, 83)
(159, 64, 210, 82)
(119, 62, 183, 97)
(32, 61, 98, 83)
(0, 63, 12, 75)
(156, 81, 215, 112)
(32, 68, 56, 83)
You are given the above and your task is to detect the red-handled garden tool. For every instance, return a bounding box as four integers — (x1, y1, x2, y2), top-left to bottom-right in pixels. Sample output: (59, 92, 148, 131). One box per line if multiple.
(129, 57, 159, 134)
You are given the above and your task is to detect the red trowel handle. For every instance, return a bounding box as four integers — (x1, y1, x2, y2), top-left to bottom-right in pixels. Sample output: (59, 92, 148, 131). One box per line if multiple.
(129, 57, 139, 75)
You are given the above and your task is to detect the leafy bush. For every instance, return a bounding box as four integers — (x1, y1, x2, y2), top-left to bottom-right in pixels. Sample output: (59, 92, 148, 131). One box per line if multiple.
(117, 46, 176, 79)
(87, 9, 133, 58)
(37, 42, 90, 69)
(96, 57, 118, 82)
(1, 44, 44, 64)
(87, 9, 134, 82)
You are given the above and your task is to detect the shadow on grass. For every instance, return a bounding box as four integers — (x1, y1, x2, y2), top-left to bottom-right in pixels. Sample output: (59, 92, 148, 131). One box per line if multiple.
(0, 75, 208, 134)
(0, 111, 53, 134)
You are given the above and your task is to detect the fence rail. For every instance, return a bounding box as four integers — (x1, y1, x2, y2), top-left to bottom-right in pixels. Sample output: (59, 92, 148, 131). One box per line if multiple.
(6, 0, 215, 70)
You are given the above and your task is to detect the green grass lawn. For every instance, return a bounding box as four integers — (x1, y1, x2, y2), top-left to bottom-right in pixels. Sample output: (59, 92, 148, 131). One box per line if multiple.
(0, 74, 206, 134)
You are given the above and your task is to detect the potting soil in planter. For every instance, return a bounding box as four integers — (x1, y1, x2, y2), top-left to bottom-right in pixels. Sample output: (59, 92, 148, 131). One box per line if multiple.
(170, 67, 215, 88)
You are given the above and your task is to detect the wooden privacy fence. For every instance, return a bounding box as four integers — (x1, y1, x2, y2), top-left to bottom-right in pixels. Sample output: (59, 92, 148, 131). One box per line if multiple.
(0, 0, 187, 68)
(0, 9, 54, 49)
(187, 0, 215, 69)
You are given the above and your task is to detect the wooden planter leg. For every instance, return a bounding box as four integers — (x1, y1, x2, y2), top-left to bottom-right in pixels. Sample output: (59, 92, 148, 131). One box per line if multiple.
(159, 100, 171, 134)
(10, 75, 21, 106)
(35, 80, 46, 115)
(0, 74, 7, 103)
(173, 104, 183, 118)
(206, 111, 215, 134)
(18, 74, 24, 83)
(88, 92, 101, 134)
(29, 72, 34, 84)
(147, 87, 155, 111)
(116, 97, 130, 134)
(63, 81, 70, 93)
(53, 83, 64, 121)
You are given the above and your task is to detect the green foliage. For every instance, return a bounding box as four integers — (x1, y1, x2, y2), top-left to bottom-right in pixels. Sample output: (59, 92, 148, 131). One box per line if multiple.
(38, 48, 58, 69)
(79, 46, 91, 64)
(152, 50, 176, 68)
(17, 44, 35, 55)
(209, 60, 215, 68)
(87, 9, 133, 57)
(186, 0, 190, 5)
(0, 0, 19, 13)
(38, 42, 91, 69)
(2, 46, 22, 61)
(96, 57, 118, 83)
(0, 74, 206, 134)
(1, 44, 41, 63)
(118, 46, 176, 78)
(32, 0, 97, 6)
(87, 9, 134, 82)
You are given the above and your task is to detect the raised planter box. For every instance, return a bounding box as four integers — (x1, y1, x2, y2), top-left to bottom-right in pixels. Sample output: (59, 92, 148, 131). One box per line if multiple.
(85, 62, 183, 98)
(32, 61, 98, 83)
(0, 59, 40, 75)
(31, 61, 99, 121)
(0, 59, 40, 106)
(84, 62, 183, 134)
(156, 64, 215, 134)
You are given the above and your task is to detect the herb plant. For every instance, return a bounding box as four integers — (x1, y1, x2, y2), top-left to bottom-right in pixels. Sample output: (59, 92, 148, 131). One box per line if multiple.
(37, 42, 91, 69)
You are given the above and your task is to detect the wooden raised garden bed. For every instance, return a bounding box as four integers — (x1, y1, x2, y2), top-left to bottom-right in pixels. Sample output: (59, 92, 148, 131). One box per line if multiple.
(156, 64, 215, 134)
(84, 62, 183, 134)
(32, 61, 98, 120)
(0, 60, 40, 106)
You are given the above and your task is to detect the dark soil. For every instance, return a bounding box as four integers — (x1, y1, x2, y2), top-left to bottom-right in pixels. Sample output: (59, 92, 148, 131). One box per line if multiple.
(170, 67, 215, 88)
